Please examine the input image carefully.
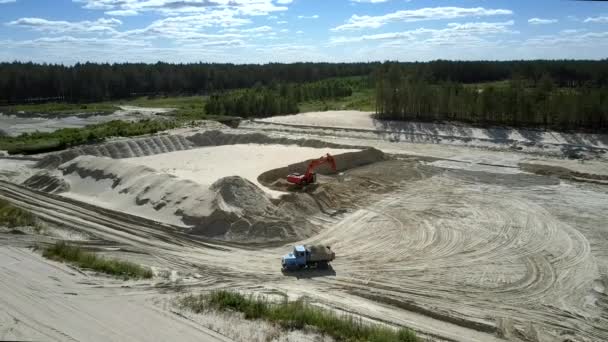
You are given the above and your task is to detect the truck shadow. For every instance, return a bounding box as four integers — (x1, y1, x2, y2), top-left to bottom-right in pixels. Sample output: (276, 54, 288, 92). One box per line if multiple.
(281, 265, 337, 279)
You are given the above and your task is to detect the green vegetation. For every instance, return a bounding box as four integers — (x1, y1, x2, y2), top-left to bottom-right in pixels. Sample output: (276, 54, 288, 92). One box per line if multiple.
(0, 199, 40, 228)
(43, 241, 153, 279)
(375, 63, 608, 131)
(299, 88, 375, 112)
(205, 78, 366, 117)
(0, 119, 180, 155)
(2, 101, 117, 116)
(120, 96, 207, 120)
(1, 62, 376, 103)
(179, 290, 417, 342)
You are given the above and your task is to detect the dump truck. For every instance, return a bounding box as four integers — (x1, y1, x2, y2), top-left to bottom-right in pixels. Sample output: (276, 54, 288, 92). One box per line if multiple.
(281, 244, 335, 270)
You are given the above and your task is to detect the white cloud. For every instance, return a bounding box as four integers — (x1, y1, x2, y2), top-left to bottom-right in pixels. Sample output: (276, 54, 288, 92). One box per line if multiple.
(332, 7, 513, 31)
(298, 15, 319, 19)
(73, 0, 290, 16)
(584, 17, 608, 24)
(350, 0, 391, 2)
(105, 9, 139, 16)
(330, 21, 516, 45)
(528, 18, 557, 25)
(276, 20, 287, 24)
(6, 17, 122, 34)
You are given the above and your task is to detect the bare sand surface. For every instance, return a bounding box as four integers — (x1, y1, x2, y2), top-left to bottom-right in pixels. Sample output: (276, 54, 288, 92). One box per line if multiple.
(0, 246, 228, 342)
(123, 144, 358, 198)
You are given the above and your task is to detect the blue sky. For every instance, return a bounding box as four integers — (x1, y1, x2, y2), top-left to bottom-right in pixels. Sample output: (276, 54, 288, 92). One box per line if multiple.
(0, 0, 607, 64)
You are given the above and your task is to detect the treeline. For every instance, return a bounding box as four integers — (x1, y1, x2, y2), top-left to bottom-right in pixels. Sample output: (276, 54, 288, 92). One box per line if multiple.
(0, 119, 179, 155)
(379, 60, 608, 87)
(4, 60, 608, 105)
(375, 64, 608, 131)
(0, 62, 376, 103)
(205, 79, 355, 117)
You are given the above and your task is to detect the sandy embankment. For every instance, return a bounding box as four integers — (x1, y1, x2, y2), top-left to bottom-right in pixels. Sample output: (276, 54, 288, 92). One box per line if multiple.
(259, 110, 608, 150)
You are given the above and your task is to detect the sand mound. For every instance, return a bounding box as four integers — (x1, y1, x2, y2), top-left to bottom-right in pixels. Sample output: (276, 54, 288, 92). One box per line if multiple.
(185, 176, 298, 240)
(187, 130, 367, 150)
(46, 155, 309, 241)
(35, 130, 364, 170)
(36, 134, 193, 169)
(22, 171, 70, 194)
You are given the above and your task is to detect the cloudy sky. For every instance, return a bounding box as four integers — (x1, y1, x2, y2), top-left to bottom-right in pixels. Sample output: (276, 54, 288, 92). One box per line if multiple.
(1, 0, 608, 64)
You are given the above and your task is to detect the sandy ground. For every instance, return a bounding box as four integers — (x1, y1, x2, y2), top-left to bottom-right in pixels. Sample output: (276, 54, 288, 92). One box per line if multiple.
(124, 144, 358, 198)
(0, 246, 229, 342)
(0, 106, 175, 137)
(2, 110, 608, 342)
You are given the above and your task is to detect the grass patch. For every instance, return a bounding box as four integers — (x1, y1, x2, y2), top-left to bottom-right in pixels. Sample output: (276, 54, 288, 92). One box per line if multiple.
(0, 198, 40, 229)
(298, 89, 375, 112)
(179, 290, 417, 342)
(43, 241, 153, 279)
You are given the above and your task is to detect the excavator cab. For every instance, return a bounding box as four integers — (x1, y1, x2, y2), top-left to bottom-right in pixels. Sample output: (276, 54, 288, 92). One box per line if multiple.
(287, 154, 335, 186)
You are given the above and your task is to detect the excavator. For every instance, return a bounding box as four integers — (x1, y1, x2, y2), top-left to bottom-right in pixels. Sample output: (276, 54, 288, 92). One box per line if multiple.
(287, 153, 336, 186)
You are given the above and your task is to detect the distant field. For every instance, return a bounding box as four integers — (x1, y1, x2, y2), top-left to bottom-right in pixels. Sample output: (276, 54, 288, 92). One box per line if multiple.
(1, 101, 118, 116)
(0, 95, 213, 122)
(298, 89, 375, 112)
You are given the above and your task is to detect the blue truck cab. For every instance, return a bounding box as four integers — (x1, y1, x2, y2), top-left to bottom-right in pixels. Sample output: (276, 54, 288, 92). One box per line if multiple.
(281, 245, 307, 269)
(281, 244, 335, 271)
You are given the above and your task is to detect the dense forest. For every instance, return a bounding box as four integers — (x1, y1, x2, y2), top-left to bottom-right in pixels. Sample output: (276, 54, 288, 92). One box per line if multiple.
(3, 60, 608, 104)
(205, 78, 356, 117)
(0, 62, 376, 103)
(374, 63, 608, 131)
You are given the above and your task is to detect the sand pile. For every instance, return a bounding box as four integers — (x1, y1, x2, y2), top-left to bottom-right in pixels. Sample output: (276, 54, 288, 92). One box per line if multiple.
(37, 134, 193, 168)
(185, 176, 299, 240)
(22, 171, 69, 194)
(29, 155, 310, 241)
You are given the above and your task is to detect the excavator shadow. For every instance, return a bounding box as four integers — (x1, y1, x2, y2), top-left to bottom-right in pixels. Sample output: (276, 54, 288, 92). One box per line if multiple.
(281, 265, 337, 279)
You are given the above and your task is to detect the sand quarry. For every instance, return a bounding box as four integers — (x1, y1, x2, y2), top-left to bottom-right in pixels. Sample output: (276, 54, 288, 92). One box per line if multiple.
(1, 110, 608, 342)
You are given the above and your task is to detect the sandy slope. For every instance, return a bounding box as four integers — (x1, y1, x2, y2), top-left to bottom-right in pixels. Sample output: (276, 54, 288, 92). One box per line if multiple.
(257, 110, 608, 152)
(0, 247, 228, 342)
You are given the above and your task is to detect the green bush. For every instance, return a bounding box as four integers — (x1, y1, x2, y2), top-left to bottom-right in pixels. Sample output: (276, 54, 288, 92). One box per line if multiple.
(180, 290, 417, 342)
(0, 199, 39, 228)
(43, 241, 153, 279)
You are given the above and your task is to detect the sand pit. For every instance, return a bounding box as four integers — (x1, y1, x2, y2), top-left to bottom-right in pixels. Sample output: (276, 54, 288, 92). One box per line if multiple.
(25, 144, 387, 242)
(123, 144, 359, 198)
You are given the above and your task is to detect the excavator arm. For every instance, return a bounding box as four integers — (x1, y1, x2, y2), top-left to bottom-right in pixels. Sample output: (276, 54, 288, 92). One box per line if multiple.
(287, 153, 337, 186)
(304, 154, 336, 179)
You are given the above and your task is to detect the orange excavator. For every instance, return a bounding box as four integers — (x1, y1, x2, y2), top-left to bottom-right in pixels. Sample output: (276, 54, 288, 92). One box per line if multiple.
(287, 153, 337, 186)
